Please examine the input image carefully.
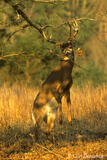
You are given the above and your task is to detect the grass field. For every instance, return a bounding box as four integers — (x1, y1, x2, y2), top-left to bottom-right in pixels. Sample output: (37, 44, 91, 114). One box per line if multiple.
(0, 84, 107, 160)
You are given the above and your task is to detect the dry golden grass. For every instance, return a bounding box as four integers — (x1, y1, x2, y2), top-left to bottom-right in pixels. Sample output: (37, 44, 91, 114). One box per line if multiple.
(0, 83, 107, 159)
(0, 84, 36, 128)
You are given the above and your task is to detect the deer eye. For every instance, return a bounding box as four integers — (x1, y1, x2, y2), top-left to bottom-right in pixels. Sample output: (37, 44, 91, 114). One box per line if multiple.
(64, 48, 73, 55)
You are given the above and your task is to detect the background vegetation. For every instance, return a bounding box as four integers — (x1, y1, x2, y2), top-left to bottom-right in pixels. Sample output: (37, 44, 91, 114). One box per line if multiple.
(0, 1, 107, 159)
(0, 0, 107, 87)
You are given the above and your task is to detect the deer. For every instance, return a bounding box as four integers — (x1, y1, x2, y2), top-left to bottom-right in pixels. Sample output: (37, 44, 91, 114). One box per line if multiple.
(32, 20, 81, 139)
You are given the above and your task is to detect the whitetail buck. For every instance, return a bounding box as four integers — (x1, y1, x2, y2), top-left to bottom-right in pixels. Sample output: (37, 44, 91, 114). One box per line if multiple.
(32, 21, 81, 139)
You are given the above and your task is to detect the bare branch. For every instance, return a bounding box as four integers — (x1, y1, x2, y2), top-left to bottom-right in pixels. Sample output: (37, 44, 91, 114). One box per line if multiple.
(76, 17, 96, 22)
(4, 0, 60, 45)
(0, 53, 22, 60)
(4, 0, 96, 47)
(41, 21, 71, 30)
(4, 1, 43, 32)
(7, 24, 29, 41)
(33, 0, 68, 3)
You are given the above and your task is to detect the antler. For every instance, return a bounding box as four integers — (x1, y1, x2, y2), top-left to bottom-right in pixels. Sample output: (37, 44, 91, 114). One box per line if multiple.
(67, 19, 79, 42)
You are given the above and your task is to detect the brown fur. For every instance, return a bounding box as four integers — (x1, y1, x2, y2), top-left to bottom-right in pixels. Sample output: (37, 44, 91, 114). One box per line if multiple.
(32, 44, 74, 138)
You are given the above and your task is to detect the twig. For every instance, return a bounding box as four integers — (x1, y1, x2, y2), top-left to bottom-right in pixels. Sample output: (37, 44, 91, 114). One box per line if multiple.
(7, 24, 29, 41)
(35, 143, 65, 159)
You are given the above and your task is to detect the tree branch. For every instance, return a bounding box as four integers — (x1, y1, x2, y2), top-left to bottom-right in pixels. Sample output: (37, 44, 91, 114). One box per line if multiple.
(4, 0, 95, 47)
(4, 0, 61, 45)
(0, 53, 23, 60)
(32, 0, 68, 3)
(7, 24, 29, 41)
(76, 17, 96, 22)
(4, 0, 79, 46)
(4, 1, 44, 33)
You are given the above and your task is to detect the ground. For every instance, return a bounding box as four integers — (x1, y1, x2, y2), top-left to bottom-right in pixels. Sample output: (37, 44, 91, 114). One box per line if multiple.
(0, 85, 107, 160)
(0, 120, 107, 160)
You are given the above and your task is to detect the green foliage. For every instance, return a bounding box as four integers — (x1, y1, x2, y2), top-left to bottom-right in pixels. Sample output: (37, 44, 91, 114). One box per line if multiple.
(77, 20, 97, 46)
(73, 61, 107, 87)
(0, 0, 106, 87)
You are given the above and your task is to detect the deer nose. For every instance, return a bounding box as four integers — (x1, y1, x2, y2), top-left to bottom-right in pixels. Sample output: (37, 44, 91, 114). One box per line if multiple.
(75, 29, 78, 33)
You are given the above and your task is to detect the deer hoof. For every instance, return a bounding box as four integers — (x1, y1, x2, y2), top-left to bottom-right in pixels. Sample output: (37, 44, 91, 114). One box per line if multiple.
(59, 119, 63, 125)
(68, 115, 72, 123)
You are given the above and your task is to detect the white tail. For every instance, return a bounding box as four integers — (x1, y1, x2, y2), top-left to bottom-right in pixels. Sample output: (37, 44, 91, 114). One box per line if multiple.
(32, 112, 36, 125)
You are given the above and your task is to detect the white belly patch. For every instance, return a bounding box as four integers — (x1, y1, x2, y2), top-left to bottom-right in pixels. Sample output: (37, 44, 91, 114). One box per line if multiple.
(44, 97, 58, 116)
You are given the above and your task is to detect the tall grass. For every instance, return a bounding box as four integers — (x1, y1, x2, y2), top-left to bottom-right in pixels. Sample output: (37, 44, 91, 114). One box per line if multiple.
(0, 84, 107, 133)
(0, 84, 37, 130)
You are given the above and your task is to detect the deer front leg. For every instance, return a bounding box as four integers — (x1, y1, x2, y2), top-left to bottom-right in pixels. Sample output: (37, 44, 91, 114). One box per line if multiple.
(58, 102, 63, 124)
(65, 90, 72, 123)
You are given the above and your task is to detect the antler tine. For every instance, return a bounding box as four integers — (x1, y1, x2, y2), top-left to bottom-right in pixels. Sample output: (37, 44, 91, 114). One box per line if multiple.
(72, 19, 79, 36)
(47, 19, 79, 47)
(42, 31, 62, 46)
(67, 19, 79, 44)
(67, 21, 72, 39)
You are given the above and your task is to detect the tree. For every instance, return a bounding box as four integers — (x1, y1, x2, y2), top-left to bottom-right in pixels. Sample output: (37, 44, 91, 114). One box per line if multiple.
(0, 0, 106, 86)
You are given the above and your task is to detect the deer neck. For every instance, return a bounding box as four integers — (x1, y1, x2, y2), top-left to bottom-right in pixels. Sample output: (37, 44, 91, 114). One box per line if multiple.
(60, 56, 74, 67)
(60, 58, 74, 75)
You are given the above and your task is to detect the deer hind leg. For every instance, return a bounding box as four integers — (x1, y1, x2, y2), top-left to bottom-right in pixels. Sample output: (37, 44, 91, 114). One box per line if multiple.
(44, 111, 56, 142)
(45, 99, 57, 134)
(56, 95, 63, 124)
(46, 112, 56, 134)
(32, 109, 44, 140)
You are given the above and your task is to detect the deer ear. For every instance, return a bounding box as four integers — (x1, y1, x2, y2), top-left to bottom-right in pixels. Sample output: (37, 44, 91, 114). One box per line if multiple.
(76, 48, 83, 56)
